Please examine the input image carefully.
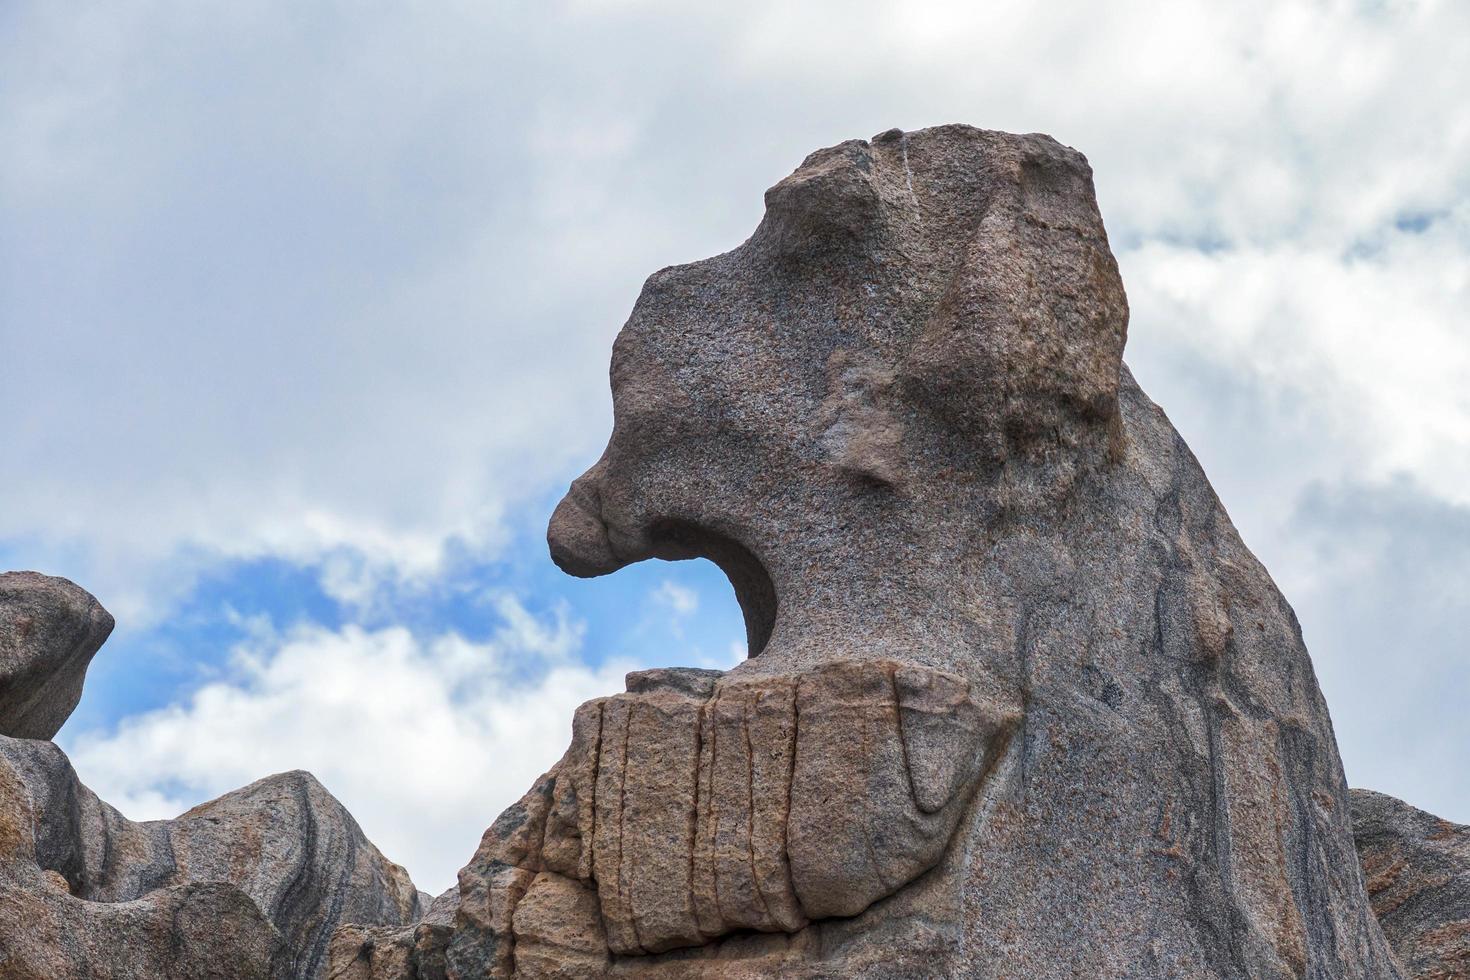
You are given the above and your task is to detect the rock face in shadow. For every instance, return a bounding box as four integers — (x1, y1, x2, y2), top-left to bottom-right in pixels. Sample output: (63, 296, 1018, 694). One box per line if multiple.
(0, 579, 426, 980)
(336, 125, 1405, 977)
(1352, 789, 1470, 979)
(0, 572, 114, 740)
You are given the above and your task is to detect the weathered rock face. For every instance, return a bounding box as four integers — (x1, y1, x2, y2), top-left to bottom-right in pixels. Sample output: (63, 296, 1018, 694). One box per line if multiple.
(382, 125, 1405, 978)
(1352, 789, 1470, 979)
(0, 734, 422, 978)
(0, 732, 277, 979)
(0, 578, 427, 980)
(0, 571, 114, 740)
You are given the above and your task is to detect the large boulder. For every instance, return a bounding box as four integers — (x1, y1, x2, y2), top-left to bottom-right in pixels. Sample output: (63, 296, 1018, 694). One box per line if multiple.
(0, 571, 113, 740)
(345, 124, 1405, 977)
(1352, 788, 1470, 979)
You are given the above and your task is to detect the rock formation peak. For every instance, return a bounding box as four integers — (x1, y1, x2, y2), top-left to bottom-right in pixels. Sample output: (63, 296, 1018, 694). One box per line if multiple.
(548, 125, 1128, 665)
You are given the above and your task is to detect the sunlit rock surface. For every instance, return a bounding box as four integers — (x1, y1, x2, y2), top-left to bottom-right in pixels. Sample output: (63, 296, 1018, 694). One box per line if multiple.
(4, 123, 1453, 979)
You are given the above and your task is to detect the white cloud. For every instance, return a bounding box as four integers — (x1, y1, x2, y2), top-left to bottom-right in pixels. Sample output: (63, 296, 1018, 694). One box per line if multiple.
(1280, 481, 1470, 820)
(1123, 204, 1470, 502)
(64, 598, 630, 895)
(651, 580, 699, 617)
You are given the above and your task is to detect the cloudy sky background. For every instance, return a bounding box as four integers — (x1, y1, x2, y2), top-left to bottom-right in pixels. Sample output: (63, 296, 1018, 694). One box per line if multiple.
(2, 0, 1466, 893)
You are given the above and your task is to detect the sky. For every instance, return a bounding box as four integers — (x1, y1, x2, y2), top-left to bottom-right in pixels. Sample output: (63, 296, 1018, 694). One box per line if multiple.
(1, 0, 1466, 895)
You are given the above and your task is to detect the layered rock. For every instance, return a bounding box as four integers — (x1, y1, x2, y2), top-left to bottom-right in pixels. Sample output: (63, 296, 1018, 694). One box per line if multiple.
(436, 658, 1019, 977)
(0, 571, 114, 740)
(0, 578, 427, 979)
(349, 125, 1407, 977)
(1352, 789, 1470, 979)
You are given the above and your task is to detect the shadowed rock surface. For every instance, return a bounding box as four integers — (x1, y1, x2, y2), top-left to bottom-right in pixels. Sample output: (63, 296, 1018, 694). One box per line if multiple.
(0, 571, 114, 740)
(332, 124, 1406, 977)
(0, 579, 427, 979)
(1352, 789, 1470, 979)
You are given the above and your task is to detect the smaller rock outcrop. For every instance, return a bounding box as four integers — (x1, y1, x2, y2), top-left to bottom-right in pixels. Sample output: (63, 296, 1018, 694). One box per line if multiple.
(0, 735, 423, 978)
(0, 572, 430, 979)
(1352, 788, 1470, 980)
(0, 735, 281, 978)
(0, 571, 114, 740)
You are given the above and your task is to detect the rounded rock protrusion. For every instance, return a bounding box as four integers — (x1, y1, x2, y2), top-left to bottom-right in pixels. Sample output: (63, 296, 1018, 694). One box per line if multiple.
(0, 571, 114, 740)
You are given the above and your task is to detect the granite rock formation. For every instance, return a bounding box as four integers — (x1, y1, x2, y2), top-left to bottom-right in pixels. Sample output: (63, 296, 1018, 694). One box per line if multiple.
(0, 572, 114, 740)
(1352, 789, 1470, 979)
(0, 580, 426, 979)
(6, 125, 1456, 978)
(331, 125, 1408, 978)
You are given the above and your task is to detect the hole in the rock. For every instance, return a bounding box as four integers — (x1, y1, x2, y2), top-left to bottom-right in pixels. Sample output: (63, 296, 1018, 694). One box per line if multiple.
(647, 520, 778, 658)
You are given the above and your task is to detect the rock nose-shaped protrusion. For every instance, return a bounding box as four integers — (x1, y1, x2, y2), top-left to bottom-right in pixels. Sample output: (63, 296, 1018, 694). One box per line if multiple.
(0, 571, 115, 740)
(548, 469, 625, 579)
